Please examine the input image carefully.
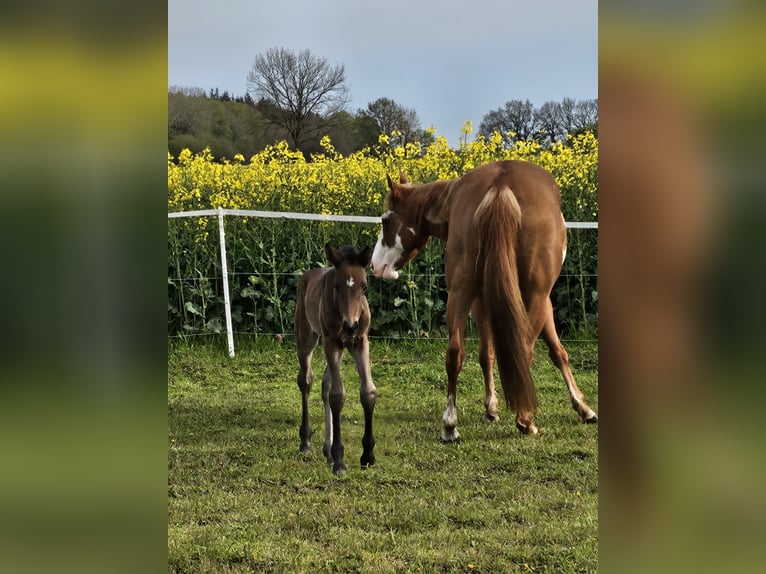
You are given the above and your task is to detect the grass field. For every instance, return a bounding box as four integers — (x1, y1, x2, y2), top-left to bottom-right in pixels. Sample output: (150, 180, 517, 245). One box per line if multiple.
(168, 336, 598, 573)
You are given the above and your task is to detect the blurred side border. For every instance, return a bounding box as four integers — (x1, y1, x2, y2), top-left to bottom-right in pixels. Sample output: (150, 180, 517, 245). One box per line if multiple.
(0, 3, 167, 573)
(600, 1, 766, 572)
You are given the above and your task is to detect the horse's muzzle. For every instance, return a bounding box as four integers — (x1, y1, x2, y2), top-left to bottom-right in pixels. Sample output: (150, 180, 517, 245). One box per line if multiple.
(371, 262, 399, 280)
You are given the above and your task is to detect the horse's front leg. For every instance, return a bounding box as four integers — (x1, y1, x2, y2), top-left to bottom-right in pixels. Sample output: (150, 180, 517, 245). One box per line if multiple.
(322, 341, 346, 474)
(350, 334, 377, 468)
(471, 300, 499, 423)
(442, 289, 473, 442)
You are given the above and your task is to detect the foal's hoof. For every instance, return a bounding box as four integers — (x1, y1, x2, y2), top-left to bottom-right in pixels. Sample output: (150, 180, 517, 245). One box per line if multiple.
(440, 427, 460, 443)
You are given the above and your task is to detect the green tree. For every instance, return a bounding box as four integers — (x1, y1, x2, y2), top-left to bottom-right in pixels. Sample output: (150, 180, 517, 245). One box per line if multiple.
(358, 97, 422, 147)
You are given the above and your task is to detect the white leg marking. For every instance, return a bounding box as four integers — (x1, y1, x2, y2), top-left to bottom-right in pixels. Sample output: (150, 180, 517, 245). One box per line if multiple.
(441, 395, 460, 441)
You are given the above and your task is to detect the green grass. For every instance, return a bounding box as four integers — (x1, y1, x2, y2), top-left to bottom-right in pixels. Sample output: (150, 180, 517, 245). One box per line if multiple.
(168, 337, 598, 573)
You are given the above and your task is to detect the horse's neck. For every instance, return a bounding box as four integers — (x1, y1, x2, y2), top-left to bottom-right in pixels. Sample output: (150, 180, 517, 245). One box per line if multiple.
(410, 179, 453, 240)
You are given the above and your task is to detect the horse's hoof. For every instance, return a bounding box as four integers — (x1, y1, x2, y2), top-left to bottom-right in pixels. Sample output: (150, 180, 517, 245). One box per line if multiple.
(584, 413, 598, 424)
(299, 442, 311, 454)
(516, 421, 539, 435)
(333, 462, 347, 475)
(360, 454, 375, 468)
(482, 413, 500, 423)
(440, 428, 460, 442)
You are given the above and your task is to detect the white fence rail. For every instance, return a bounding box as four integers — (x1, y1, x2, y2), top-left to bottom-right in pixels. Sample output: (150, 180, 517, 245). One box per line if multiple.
(168, 207, 598, 356)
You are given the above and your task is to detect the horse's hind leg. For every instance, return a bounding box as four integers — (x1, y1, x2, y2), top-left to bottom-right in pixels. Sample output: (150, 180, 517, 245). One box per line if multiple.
(350, 334, 377, 468)
(472, 300, 499, 423)
(541, 299, 598, 423)
(442, 287, 473, 442)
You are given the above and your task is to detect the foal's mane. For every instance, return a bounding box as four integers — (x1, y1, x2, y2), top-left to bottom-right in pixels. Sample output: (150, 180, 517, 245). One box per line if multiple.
(333, 245, 369, 267)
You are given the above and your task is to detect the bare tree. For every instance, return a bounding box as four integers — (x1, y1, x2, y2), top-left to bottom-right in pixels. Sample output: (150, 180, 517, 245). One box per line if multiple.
(573, 98, 599, 132)
(246, 47, 349, 151)
(558, 97, 577, 136)
(534, 100, 565, 144)
(478, 99, 534, 145)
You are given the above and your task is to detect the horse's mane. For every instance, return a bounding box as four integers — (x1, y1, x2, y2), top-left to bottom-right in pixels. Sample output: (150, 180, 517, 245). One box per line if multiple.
(403, 178, 455, 232)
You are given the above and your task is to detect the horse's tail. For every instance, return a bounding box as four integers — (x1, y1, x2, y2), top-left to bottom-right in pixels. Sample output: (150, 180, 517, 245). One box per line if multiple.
(474, 186, 537, 413)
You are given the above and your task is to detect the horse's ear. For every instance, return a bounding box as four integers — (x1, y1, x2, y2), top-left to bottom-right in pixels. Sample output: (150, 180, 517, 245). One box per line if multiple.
(324, 243, 342, 267)
(386, 173, 402, 200)
(386, 173, 396, 192)
(399, 172, 409, 184)
(358, 246, 372, 267)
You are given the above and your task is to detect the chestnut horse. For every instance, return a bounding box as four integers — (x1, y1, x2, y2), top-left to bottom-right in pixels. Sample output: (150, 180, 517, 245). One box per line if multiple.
(371, 160, 597, 440)
(295, 244, 376, 474)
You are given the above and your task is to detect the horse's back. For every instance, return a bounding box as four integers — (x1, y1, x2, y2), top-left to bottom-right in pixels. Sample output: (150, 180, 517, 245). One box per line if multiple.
(452, 161, 566, 290)
(460, 161, 561, 210)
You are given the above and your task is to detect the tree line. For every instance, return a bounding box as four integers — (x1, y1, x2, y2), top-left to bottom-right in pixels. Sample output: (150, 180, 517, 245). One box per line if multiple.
(169, 47, 597, 161)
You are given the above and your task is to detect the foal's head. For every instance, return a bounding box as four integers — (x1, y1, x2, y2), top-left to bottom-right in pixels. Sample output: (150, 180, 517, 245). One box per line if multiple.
(325, 243, 371, 340)
(370, 173, 429, 280)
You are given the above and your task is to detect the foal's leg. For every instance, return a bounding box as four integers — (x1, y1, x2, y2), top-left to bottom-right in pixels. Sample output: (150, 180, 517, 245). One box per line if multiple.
(349, 334, 377, 468)
(320, 366, 334, 463)
(296, 333, 318, 453)
(471, 300, 499, 423)
(295, 290, 319, 453)
(442, 288, 474, 442)
(540, 299, 598, 423)
(322, 341, 347, 474)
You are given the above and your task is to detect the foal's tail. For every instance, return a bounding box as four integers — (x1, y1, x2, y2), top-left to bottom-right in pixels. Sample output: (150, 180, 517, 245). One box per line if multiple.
(474, 186, 537, 413)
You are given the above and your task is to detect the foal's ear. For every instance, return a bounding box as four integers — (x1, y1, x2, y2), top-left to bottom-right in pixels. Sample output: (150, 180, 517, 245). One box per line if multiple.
(324, 243, 343, 267)
(358, 246, 372, 267)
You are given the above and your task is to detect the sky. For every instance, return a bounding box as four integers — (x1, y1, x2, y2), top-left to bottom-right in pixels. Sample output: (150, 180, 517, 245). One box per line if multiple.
(168, 0, 597, 147)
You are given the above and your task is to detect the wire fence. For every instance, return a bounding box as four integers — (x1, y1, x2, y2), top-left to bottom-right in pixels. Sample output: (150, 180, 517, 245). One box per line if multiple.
(168, 208, 598, 356)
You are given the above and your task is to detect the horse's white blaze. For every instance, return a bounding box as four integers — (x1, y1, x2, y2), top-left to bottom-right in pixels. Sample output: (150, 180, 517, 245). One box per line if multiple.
(371, 228, 402, 280)
(346, 276, 355, 287)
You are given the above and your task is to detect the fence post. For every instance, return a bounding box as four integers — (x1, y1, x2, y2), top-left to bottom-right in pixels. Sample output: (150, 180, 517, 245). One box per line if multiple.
(217, 207, 235, 357)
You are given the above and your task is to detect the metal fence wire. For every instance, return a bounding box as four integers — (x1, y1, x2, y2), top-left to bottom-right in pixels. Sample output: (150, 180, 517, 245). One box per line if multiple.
(168, 208, 598, 356)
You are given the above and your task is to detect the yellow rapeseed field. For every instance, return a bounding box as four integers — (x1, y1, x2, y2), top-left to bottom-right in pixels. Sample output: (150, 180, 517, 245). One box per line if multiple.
(168, 130, 598, 222)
